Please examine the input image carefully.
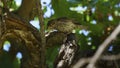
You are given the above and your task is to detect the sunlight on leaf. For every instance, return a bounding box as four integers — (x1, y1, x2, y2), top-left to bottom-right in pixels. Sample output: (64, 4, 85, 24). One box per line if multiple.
(16, 52, 22, 59)
(87, 42, 92, 45)
(16, 52, 22, 64)
(115, 3, 120, 8)
(87, 37, 92, 41)
(79, 30, 90, 36)
(0, 1, 3, 7)
(114, 10, 120, 16)
(114, 10, 119, 16)
(90, 20, 97, 24)
(91, 7, 96, 13)
(3, 41, 11, 52)
(86, 15, 90, 22)
(108, 15, 113, 21)
(92, 46, 96, 50)
(103, 0, 108, 2)
(69, 5, 87, 14)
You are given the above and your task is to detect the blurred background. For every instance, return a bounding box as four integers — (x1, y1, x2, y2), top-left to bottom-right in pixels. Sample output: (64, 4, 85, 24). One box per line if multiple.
(1, 0, 120, 68)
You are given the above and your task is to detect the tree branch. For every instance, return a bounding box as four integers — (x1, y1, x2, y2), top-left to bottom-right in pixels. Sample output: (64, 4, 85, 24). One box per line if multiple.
(16, 0, 36, 22)
(1, 10, 43, 68)
(72, 24, 120, 68)
(72, 54, 120, 68)
(101, 54, 120, 60)
(87, 24, 120, 68)
(36, 0, 46, 68)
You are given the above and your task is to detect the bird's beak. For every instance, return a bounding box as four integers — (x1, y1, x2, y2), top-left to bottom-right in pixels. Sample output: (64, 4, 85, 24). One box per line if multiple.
(45, 29, 58, 37)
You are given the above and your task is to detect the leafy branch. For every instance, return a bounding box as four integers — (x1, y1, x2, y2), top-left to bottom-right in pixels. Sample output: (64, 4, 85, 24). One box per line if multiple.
(73, 24, 120, 68)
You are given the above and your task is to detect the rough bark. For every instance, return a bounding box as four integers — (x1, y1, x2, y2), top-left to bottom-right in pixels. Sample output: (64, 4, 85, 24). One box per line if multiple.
(36, 0, 46, 68)
(0, 9, 42, 67)
(0, 0, 78, 68)
(16, 0, 37, 22)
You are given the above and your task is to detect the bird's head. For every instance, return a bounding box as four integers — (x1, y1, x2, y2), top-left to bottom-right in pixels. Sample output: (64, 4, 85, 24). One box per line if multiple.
(47, 19, 57, 31)
(47, 17, 70, 30)
(46, 19, 58, 36)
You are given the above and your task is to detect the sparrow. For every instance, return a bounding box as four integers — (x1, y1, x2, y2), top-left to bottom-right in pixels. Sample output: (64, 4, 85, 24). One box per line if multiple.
(47, 17, 88, 34)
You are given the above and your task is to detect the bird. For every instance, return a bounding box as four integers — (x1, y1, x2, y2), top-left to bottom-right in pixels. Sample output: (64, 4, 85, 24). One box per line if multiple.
(54, 33, 78, 68)
(47, 17, 88, 34)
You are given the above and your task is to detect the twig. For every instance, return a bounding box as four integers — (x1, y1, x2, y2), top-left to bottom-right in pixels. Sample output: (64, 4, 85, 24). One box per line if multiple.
(0, 12, 2, 38)
(72, 24, 120, 68)
(101, 54, 120, 60)
(72, 58, 90, 68)
(36, 0, 46, 68)
(87, 24, 120, 68)
(113, 60, 119, 68)
(72, 54, 120, 68)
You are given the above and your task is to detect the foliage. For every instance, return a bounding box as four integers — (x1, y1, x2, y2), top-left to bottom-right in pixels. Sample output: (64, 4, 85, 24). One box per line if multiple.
(0, 0, 120, 68)
(48, 0, 120, 67)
